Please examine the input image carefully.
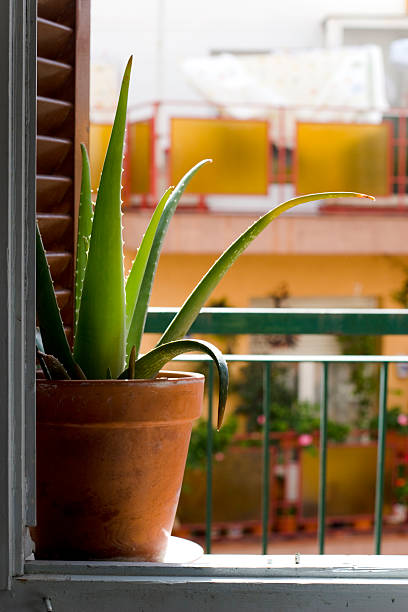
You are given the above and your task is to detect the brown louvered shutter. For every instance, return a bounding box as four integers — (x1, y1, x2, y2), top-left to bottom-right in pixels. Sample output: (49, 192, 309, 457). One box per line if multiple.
(36, 0, 90, 341)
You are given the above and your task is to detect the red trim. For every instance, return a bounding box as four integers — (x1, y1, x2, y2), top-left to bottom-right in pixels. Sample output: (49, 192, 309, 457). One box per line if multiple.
(319, 204, 408, 215)
(122, 121, 131, 207)
(101, 101, 408, 214)
(129, 101, 408, 114)
(385, 119, 394, 202)
(277, 109, 287, 202)
(397, 115, 407, 209)
(150, 103, 159, 207)
(125, 116, 156, 210)
(293, 120, 299, 196)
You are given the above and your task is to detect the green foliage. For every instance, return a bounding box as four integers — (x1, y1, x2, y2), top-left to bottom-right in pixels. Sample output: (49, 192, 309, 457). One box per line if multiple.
(391, 260, 408, 308)
(369, 406, 408, 434)
(36, 225, 80, 379)
(186, 416, 238, 471)
(75, 145, 94, 334)
(125, 186, 173, 356)
(73, 57, 132, 379)
(293, 401, 349, 443)
(263, 283, 297, 349)
(36, 56, 373, 429)
(326, 419, 350, 443)
(127, 160, 211, 358)
(393, 280, 408, 309)
(232, 362, 296, 432)
(394, 462, 408, 505)
(336, 334, 379, 356)
(232, 363, 349, 442)
(337, 335, 379, 429)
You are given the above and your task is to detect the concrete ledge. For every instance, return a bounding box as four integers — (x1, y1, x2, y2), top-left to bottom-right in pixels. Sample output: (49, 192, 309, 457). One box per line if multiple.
(2, 556, 407, 611)
(22, 554, 408, 579)
(124, 212, 408, 255)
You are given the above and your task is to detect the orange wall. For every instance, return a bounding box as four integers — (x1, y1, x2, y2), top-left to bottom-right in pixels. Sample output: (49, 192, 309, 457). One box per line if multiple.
(125, 253, 405, 308)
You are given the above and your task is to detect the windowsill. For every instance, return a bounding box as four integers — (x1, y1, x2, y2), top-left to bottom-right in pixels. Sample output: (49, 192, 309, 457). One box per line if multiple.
(8, 556, 408, 611)
(22, 554, 408, 580)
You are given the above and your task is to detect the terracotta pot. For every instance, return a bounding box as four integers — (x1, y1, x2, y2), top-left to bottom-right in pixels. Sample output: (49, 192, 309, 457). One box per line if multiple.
(33, 371, 204, 561)
(276, 515, 297, 534)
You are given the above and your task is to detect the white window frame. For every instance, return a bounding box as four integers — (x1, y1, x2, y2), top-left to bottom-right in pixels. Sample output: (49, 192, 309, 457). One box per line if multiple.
(324, 15, 408, 48)
(2, 1, 408, 609)
(0, 0, 36, 593)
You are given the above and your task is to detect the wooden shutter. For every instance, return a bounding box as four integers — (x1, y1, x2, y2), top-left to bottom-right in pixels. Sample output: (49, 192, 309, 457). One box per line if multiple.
(36, 0, 90, 340)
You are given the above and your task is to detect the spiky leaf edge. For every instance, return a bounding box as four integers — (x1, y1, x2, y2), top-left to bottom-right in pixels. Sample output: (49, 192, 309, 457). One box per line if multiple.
(74, 144, 94, 334)
(36, 223, 79, 378)
(74, 57, 132, 378)
(127, 159, 212, 358)
(125, 186, 173, 357)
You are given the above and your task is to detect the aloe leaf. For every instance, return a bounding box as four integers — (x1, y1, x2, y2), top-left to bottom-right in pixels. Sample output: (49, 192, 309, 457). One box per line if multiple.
(37, 351, 71, 380)
(128, 345, 136, 379)
(36, 223, 78, 378)
(127, 159, 212, 358)
(125, 186, 173, 356)
(74, 57, 132, 379)
(158, 191, 375, 345)
(74, 144, 94, 334)
(119, 339, 229, 429)
(36, 348, 51, 380)
(71, 362, 87, 380)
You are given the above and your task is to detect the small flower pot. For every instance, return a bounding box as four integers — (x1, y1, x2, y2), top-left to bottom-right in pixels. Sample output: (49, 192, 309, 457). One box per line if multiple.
(32, 372, 204, 561)
(276, 515, 298, 535)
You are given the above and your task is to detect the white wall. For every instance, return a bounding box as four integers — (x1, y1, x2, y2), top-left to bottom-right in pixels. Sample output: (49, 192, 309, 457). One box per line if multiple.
(91, 0, 406, 105)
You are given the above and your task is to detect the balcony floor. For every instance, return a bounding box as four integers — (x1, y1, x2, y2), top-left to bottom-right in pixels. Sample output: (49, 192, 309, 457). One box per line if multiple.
(210, 530, 408, 555)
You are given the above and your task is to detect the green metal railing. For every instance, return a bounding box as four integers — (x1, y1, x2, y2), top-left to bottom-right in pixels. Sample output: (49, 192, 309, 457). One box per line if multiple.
(146, 307, 408, 555)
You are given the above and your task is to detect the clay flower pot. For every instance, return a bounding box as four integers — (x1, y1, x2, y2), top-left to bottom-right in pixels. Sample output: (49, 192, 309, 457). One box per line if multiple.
(33, 371, 204, 561)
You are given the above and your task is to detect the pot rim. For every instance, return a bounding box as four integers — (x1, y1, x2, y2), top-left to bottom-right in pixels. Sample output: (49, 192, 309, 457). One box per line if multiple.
(36, 370, 205, 386)
(36, 370, 204, 425)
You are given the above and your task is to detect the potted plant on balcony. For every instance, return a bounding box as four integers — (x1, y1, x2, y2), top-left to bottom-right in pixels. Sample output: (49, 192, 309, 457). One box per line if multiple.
(35, 56, 373, 562)
(276, 505, 298, 535)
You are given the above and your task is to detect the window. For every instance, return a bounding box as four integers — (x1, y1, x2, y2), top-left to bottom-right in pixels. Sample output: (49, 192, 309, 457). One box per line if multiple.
(2, 2, 408, 610)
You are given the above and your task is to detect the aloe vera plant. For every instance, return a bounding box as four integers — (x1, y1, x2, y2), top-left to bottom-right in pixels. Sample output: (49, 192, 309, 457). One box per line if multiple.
(36, 56, 374, 429)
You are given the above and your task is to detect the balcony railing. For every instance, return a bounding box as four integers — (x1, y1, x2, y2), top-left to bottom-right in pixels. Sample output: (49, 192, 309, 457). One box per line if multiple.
(146, 307, 408, 555)
(91, 102, 408, 213)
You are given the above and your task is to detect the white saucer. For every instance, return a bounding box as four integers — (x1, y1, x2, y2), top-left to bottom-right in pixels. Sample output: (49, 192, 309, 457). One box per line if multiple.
(162, 536, 203, 563)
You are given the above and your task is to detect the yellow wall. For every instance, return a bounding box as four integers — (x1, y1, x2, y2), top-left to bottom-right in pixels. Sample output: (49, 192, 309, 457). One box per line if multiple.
(125, 250, 408, 412)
